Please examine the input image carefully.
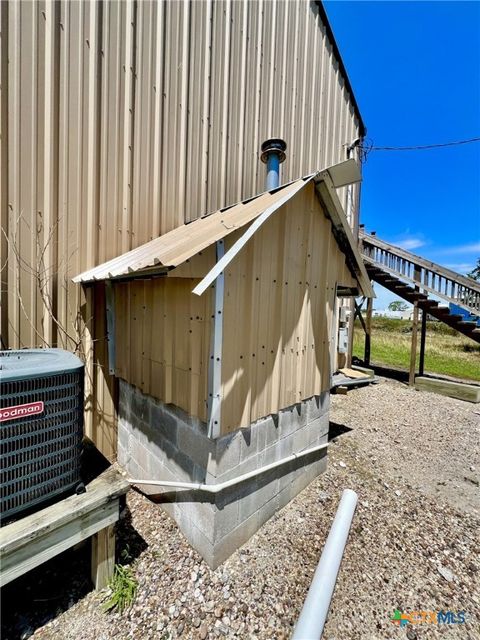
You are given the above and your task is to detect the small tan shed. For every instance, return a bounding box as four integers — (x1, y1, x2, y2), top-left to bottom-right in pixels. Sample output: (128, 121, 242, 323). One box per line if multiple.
(74, 161, 372, 567)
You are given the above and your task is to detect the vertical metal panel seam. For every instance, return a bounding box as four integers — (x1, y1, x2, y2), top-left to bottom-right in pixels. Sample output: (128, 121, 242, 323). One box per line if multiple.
(178, 0, 190, 225)
(121, 0, 135, 253)
(151, 0, 164, 238)
(0, 0, 9, 347)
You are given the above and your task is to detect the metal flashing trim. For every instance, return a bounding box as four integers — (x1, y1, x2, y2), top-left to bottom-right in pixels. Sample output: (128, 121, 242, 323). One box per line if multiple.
(105, 281, 116, 375)
(314, 172, 374, 298)
(207, 240, 225, 439)
(192, 176, 311, 296)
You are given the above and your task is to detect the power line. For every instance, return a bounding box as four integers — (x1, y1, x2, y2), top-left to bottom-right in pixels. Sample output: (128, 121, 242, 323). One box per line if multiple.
(362, 136, 480, 151)
(358, 136, 480, 161)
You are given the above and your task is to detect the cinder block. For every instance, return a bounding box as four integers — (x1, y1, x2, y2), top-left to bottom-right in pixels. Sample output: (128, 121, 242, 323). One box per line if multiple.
(117, 419, 131, 453)
(261, 441, 283, 467)
(117, 380, 331, 569)
(119, 380, 133, 417)
(177, 421, 215, 468)
(213, 450, 261, 483)
(163, 445, 197, 482)
(213, 493, 240, 541)
(279, 432, 294, 458)
(306, 395, 321, 423)
(208, 431, 241, 477)
(117, 442, 128, 467)
(255, 493, 281, 530)
(211, 508, 262, 568)
(292, 423, 310, 453)
(185, 520, 217, 568)
(164, 402, 208, 435)
(237, 426, 257, 464)
(236, 471, 279, 523)
(306, 414, 329, 447)
(306, 452, 327, 484)
(262, 413, 280, 448)
(135, 461, 178, 493)
(253, 417, 267, 453)
(178, 499, 216, 544)
(276, 458, 300, 495)
(130, 438, 152, 476)
(150, 402, 178, 446)
(123, 455, 141, 480)
(279, 402, 306, 437)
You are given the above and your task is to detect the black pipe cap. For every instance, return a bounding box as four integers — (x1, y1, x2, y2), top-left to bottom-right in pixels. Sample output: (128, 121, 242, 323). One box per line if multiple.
(260, 138, 287, 164)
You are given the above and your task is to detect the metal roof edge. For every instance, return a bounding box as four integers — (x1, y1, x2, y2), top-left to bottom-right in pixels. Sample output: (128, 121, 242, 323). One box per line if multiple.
(315, 1, 366, 138)
(314, 171, 374, 298)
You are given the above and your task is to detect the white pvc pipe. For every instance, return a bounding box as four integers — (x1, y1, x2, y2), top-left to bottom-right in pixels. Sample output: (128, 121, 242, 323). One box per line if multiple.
(292, 489, 358, 640)
(127, 442, 329, 494)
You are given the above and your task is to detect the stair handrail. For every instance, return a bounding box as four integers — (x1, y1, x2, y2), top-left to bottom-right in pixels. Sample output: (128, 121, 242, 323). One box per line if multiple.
(360, 232, 480, 315)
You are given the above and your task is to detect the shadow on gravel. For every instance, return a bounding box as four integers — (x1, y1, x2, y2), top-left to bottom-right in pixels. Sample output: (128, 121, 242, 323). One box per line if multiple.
(328, 421, 353, 440)
(1, 441, 146, 640)
(1, 509, 146, 640)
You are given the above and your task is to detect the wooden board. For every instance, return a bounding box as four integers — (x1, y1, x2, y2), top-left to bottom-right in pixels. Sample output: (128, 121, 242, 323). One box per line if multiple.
(338, 367, 370, 380)
(1, 502, 118, 587)
(91, 524, 116, 590)
(0, 467, 129, 587)
(351, 365, 375, 378)
(415, 377, 480, 404)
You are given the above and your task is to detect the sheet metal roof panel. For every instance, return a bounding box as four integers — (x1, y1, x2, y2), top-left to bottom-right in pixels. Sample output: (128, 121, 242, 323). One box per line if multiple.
(73, 177, 312, 283)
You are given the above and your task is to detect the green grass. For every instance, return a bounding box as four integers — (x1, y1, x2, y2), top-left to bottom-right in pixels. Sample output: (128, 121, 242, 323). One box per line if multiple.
(103, 564, 138, 614)
(353, 318, 480, 382)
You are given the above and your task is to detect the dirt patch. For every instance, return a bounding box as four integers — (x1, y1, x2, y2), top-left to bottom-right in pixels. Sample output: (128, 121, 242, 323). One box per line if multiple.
(2, 378, 479, 639)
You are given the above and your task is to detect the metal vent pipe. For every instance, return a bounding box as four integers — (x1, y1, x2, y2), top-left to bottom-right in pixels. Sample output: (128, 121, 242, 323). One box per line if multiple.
(261, 138, 287, 190)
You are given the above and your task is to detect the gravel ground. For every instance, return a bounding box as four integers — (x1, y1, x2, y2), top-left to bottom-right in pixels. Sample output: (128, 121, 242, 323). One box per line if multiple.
(2, 377, 479, 640)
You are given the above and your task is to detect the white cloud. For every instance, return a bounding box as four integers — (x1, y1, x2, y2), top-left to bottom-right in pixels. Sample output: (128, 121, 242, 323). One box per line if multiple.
(394, 238, 425, 251)
(444, 263, 474, 274)
(434, 242, 480, 256)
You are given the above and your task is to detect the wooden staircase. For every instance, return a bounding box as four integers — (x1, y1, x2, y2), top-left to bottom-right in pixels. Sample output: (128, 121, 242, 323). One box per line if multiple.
(360, 233, 480, 344)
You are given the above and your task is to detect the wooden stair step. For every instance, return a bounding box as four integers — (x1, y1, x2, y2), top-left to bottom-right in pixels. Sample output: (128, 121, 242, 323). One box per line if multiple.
(377, 277, 399, 284)
(457, 321, 479, 329)
(409, 292, 427, 300)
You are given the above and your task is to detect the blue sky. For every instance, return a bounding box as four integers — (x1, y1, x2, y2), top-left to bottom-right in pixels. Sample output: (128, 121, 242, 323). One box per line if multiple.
(324, 0, 480, 309)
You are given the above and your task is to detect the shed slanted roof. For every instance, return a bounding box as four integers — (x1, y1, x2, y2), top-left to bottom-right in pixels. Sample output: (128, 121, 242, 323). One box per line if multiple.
(73, 177, 309, 284)
(73, 160, 373, 297)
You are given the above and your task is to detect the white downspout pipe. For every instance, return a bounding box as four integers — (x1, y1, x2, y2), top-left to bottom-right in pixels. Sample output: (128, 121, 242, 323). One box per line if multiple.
(127, 441, 329, 494)
(291, 489, 358, 640)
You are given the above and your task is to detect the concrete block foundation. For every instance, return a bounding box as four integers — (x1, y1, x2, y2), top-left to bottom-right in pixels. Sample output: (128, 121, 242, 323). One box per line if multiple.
(118, 380, 329, 568)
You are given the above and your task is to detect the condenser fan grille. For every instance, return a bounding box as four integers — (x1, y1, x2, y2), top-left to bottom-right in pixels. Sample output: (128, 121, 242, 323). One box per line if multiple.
(0, 350, 84, 522)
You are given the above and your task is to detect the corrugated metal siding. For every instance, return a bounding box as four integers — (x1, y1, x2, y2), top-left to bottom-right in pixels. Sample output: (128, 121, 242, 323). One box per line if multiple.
(1, 0, 362, 454)
(2, 0, 361, 346)
(221, 183, 355, 433)
(114, 278, 212, 421)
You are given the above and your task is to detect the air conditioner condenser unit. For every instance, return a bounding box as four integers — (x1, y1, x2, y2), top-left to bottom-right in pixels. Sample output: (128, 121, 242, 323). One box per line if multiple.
(1, 349, 84, 522)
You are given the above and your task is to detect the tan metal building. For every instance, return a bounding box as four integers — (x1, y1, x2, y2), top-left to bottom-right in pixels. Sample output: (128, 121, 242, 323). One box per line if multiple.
(1, 0, 369, 565)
